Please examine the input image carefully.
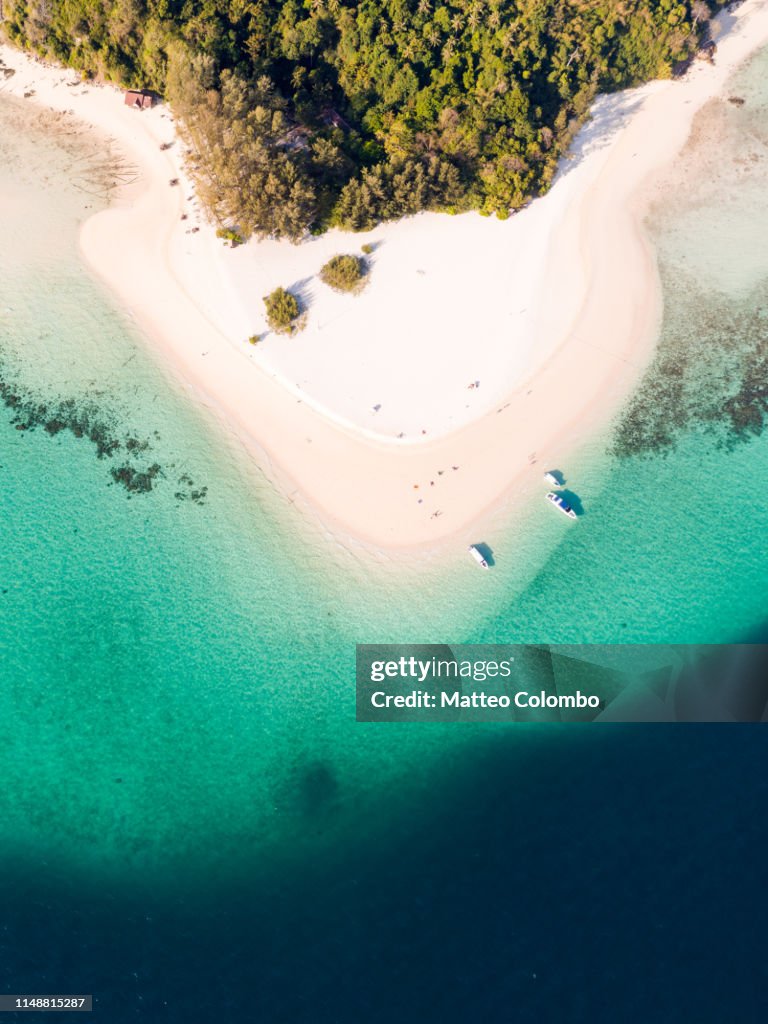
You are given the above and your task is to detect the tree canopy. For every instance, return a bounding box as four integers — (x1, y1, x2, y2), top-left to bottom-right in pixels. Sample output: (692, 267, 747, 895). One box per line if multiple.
(2, 0, 723, 237)
(319, 253, 366, 292)
(263, 286, 301, 332)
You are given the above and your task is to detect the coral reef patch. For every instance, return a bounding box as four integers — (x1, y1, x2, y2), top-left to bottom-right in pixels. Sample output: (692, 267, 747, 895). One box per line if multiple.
(612, 276, 768, 458)
(0, 357, 207, 503)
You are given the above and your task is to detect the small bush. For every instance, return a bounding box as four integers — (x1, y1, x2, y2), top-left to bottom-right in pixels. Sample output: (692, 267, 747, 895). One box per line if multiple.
(216, 227, 245, 247)
(248, 334, 262, 345)
(319, 254, 366, 293)
(361, 243, 374, 255)
(263, 287, 300, 334)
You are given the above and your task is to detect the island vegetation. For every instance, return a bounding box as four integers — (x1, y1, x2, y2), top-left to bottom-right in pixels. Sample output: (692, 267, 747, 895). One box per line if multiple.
(263, 286, 301, 333)
(2, 0, 722, 238)
(216, 227, 246, 247)
(319, 254, 366, 293)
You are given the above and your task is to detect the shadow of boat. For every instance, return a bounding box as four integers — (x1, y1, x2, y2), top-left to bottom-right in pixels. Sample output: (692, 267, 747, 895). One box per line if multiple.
(545, 468, 566, 487)
(471, 542, 496, 567)
(558, 490, 585, 517)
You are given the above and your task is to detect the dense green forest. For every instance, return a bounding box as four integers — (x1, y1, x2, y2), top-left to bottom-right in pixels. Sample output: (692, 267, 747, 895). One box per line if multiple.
(2, 0, 722, 237)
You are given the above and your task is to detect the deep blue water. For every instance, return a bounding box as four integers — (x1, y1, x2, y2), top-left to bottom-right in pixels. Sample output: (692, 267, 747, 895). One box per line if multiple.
(1, 727, 765, 1022)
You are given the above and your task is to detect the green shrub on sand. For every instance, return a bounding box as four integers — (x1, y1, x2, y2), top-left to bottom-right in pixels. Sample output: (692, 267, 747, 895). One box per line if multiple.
(319, 254, 367, 294)
(263, 287, 301, 334)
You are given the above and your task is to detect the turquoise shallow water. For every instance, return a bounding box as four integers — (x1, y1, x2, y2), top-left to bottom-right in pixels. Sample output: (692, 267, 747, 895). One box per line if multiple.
(1, 41, 768, 895)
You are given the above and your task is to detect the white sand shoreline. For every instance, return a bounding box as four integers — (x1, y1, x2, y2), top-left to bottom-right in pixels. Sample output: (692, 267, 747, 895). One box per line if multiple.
(2, 1, 768, 549)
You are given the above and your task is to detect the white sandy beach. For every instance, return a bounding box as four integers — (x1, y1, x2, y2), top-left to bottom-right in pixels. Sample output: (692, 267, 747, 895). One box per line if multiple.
(2, 0, 768, 548)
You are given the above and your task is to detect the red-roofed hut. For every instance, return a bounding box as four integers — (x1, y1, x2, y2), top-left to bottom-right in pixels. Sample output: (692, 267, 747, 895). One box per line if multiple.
(124, 90, 154, 111)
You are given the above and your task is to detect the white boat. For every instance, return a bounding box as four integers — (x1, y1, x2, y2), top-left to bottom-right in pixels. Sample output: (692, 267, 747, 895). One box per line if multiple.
(468, 545, 490, 569)
(544, 471, 562, 487)
(546, 492, 577, 520)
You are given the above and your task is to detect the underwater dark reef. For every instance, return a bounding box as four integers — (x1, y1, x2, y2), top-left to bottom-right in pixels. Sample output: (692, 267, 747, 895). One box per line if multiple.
(0, 355, 207, 503)
(612, 275, 768, 458)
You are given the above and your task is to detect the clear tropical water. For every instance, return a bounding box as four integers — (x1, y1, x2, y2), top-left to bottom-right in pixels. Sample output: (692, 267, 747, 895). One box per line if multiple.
(1, 47, 767, 1020)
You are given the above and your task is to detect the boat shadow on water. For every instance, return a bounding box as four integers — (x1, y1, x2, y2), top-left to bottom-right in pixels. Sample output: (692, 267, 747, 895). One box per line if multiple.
(471, 542, 496, 567)
(558, 490, 585, 517)
(544, 469, 566, 487)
